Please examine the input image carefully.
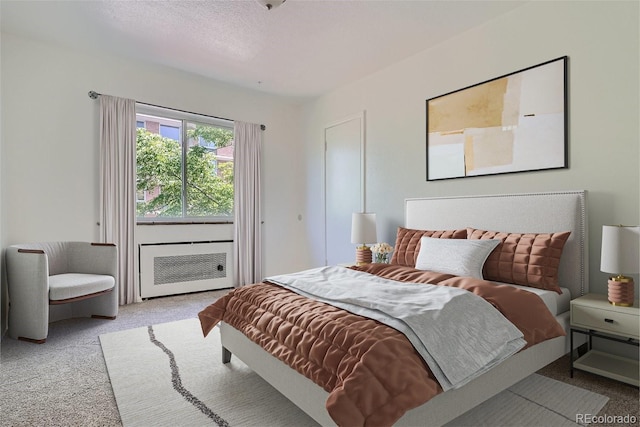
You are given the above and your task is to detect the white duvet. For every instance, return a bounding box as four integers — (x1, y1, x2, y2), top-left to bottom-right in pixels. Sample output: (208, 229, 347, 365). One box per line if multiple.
(266, 266, 526, 391)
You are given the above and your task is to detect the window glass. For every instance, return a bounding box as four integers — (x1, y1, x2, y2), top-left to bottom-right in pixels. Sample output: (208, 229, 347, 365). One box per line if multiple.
(135, 108, 234, 221)
(159, 124, 180, 141)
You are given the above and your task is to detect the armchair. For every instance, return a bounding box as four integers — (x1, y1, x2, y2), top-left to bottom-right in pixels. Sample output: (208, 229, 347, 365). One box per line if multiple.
(6, 242, 118, 343)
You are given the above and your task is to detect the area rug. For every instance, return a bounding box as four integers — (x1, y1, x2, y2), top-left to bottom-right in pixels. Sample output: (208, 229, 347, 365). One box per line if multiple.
(100, 318, 608, 427)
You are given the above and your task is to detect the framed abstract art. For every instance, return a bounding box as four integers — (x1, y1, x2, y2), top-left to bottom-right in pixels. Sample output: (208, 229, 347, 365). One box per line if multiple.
(426, 56, 568, 181)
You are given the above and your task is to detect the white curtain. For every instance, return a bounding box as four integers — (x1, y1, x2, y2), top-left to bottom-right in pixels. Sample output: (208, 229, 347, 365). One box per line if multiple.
(233, 121, 263, 286)
(99, 95, 137, 304)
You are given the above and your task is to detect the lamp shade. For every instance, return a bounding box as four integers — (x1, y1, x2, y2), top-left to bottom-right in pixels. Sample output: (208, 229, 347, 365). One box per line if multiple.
(600, 225, 640, 275)
(351, 213, 377, 245)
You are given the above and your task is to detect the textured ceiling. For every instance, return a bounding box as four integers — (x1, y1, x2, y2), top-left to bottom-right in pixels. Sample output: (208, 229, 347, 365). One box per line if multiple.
(1, 0, 528, 99)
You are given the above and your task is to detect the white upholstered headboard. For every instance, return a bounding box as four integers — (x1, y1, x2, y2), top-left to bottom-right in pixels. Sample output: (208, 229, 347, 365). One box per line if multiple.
(405, 191, 588, 298)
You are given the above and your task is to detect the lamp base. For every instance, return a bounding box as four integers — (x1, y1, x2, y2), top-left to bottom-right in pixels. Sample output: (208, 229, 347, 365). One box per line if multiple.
(608, 277, 634, 307)
(355, 246, 372, 266)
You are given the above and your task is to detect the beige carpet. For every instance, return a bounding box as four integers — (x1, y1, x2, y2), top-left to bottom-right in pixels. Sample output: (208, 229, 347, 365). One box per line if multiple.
(100, 318, 609, 427)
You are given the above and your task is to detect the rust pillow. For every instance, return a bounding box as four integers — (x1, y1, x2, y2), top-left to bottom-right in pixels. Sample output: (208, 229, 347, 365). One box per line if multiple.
(467, 228, 571, 293)
(390, 227, 467, 267)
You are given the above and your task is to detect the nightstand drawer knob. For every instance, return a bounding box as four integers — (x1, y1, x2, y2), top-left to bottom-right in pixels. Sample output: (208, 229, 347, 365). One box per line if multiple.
(604, 318, 614, 324)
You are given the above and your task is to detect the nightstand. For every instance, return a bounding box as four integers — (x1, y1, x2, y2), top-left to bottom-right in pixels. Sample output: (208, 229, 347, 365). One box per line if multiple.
(570, 293, 639, 386)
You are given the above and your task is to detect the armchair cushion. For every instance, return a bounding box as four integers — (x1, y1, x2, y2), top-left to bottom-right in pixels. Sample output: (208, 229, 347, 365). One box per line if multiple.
(49, 273, 115, 301)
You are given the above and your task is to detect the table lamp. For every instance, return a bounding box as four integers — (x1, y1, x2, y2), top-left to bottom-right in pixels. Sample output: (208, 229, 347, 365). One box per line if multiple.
(351, 213, 377, 266)
(600, 225, 639, 306)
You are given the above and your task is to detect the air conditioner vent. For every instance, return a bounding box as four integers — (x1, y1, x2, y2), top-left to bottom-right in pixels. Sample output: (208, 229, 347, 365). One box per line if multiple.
(139, 241, 233, 298)
(154, 253, 227, 285)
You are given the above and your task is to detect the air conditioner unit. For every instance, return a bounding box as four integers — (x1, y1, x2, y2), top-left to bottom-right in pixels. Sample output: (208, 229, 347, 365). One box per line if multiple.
(139, 241, 233, 298)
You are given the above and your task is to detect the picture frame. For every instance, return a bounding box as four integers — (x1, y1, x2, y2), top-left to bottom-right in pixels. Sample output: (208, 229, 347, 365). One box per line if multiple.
(426, 56, 568, 181)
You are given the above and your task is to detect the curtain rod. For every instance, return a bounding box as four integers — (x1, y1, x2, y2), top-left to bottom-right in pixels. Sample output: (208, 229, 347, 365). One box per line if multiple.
(88, 91, 266, 131)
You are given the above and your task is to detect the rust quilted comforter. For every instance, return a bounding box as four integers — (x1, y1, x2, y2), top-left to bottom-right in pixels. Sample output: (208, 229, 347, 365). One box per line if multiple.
(198, 263, 565, 427)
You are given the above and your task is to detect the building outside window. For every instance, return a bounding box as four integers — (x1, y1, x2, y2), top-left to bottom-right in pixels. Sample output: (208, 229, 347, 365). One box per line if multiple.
(135, 105, 234, 222)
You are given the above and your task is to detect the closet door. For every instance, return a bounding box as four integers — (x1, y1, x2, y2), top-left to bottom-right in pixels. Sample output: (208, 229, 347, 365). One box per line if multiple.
(324, 112, 365, 266)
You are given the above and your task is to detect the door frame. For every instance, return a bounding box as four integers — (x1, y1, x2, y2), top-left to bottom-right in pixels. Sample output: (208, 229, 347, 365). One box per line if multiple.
(322, 111, 366, 265)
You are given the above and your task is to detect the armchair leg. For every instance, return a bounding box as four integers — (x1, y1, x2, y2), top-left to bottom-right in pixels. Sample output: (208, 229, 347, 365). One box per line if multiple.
(18, 337, 46, 344)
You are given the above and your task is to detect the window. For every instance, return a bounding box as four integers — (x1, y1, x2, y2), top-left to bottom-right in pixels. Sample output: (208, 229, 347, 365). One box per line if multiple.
(135, 105, 234, 222)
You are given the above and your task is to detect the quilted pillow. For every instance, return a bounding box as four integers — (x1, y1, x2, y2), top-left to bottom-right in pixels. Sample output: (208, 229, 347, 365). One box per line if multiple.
(415, 237, 500, 279)
(390, 227, 467, 267)
(467, 228, 571, 293)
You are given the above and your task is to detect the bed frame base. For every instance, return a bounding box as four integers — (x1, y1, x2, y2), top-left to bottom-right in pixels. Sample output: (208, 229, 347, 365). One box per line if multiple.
(221, 346, 232, 364)
(220, 321, 334, 425)
(220, 316, 571, 427)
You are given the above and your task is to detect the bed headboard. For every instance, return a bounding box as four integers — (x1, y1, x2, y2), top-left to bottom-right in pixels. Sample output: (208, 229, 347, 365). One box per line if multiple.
(405, 191, 588, 298)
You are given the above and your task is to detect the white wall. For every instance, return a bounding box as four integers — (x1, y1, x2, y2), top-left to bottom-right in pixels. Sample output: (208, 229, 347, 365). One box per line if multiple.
(301, 1, 640, 296)
(0, 33, 312, 333)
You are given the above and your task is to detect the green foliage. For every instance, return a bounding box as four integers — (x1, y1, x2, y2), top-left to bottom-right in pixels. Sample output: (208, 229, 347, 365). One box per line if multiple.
(136, 127, 234, 218)
(187, 125, 233, 148)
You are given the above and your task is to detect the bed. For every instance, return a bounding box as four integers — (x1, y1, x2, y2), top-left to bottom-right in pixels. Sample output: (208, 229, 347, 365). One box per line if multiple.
(199, 190, 588, 426)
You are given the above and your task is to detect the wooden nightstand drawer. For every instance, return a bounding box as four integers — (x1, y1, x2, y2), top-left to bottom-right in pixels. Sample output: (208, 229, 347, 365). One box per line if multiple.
(571, 303, 639, 339)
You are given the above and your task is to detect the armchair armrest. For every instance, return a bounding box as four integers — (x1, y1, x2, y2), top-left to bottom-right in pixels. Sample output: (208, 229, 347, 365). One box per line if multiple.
(6, 246, 51, 340)
(7, 247, 50, 290)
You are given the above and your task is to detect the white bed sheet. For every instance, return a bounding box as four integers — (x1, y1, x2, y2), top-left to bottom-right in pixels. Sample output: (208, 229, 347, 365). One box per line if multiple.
(495, 282, 571, 316)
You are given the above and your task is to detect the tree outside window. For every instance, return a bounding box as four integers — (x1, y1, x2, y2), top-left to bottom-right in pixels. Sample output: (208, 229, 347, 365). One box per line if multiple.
(136, 112, 234, 220)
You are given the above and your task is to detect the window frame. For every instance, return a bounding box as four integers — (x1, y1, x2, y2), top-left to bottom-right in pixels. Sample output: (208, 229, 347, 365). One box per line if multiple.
(135, 104, 234, 224)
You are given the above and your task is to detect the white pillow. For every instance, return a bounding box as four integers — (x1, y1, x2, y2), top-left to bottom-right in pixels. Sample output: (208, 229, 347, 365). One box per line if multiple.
(415, 237, 500, 279)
